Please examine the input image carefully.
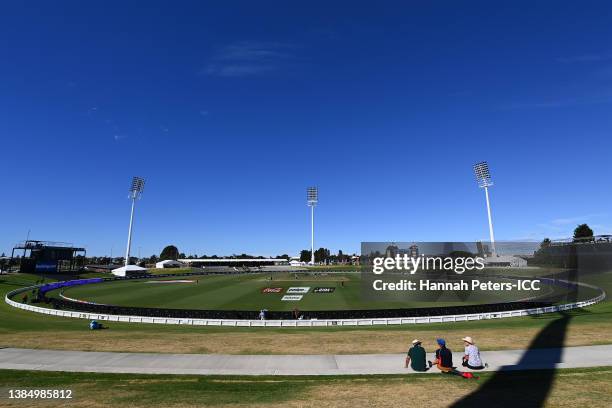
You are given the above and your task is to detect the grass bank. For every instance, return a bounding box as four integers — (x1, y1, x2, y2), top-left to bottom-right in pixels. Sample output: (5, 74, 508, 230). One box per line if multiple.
(0, 367, 611, 407)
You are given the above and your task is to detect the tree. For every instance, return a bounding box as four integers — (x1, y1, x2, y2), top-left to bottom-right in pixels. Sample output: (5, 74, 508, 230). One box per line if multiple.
(314, 247, 331, 264)
(532, 238, 555, 266)
(160, 245, 179, 261)
(299, 250, 311, 262)
(573, 224, 594, 241)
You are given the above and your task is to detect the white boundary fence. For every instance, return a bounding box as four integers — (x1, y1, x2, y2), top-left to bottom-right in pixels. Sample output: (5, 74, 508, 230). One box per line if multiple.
(5, 280, 606, 328)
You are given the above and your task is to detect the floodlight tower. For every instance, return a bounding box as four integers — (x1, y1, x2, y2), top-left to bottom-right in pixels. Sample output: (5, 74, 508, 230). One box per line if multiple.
(307, 187, 318, 265)
(473, 162, 496, 257)
(124, 176, 145, 267)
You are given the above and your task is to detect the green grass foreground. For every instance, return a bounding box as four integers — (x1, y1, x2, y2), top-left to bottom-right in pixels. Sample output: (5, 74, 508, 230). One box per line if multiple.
(0, 367, 611, 407)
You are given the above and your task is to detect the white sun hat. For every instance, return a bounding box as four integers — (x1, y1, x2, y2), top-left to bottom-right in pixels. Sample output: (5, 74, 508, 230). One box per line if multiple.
(462, 336, 474, 344)
(412, 339, 421, 345)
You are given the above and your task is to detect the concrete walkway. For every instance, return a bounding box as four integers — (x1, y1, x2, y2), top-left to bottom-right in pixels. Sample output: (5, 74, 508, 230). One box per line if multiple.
(0, 345, 611, 376)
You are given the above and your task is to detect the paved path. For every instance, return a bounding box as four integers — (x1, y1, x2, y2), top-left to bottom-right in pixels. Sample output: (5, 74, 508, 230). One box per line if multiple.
(0, 345, 611, 376)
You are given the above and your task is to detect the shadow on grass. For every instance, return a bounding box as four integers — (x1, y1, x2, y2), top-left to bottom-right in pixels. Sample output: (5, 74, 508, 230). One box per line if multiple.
(453, 265, 582, 407)
(452, 313, 571, 407)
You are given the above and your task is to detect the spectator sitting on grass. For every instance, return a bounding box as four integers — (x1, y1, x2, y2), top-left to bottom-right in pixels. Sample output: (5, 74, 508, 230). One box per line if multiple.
(405, 339, 428, 371)
(461, 336, 487, 370)
(429, 338, 454, 373)
(89, 320, 105, 330)
(429, 338, 477, 379)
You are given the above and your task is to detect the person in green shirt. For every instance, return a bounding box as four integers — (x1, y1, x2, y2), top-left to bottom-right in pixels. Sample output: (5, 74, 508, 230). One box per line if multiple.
(405, 339, 428, 371)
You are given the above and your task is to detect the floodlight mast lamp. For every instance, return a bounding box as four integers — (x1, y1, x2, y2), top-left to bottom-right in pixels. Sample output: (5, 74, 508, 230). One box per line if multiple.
(473, 162, 496, 257)
(124, 177, 145, 267)
(307, 187, 318, 265)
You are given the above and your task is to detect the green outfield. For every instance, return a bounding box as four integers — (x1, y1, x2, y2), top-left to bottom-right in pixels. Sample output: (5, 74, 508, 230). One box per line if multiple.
(0, 271, 609, 355)
(44, 271, 560, 311)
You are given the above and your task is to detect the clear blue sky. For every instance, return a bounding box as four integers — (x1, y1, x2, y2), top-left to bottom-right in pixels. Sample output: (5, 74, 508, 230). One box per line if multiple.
(2, 1, 612, 257)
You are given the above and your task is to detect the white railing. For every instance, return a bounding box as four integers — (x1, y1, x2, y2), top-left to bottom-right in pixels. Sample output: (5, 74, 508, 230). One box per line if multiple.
(5, 282, 606, 328)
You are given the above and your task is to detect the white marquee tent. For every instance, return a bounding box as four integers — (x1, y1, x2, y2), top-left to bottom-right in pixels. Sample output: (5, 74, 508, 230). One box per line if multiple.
(155, 260, 184, 268)
(112, 264, 148, 277)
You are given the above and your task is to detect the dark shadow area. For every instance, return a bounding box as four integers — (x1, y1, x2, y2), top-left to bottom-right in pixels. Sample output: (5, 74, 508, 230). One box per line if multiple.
(453, 262, 581, 408)
(452, 313, 571, 408)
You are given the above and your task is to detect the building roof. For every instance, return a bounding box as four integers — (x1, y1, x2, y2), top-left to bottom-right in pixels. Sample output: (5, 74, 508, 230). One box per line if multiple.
(13, 240, 85, 251)
(156, 259, 183, 264)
